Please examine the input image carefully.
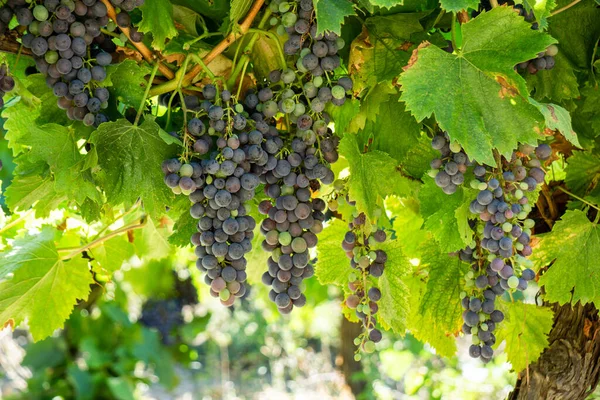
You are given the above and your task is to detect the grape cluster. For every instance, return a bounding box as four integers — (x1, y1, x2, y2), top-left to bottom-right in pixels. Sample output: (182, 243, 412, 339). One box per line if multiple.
(140, 298, 184, 345)
(429, 133, 471, 195)
(341, 213, 387, 358)
(257, 133, 338, 313)
(0, 64, 15, 108)
(1, 0, 144, 126)
(517, 44, 558, 75)
(456, 143, 551, 361)
(162, 85, 277, 307)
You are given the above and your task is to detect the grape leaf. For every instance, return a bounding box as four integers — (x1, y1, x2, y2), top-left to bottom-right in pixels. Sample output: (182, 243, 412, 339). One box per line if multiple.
(314, 0, 356, 36)
(525, 51, 580, 102)
(339, 134, 416, 219)
(367, 0, 404, 7)
(138, 0, 178, 50)
(349, 14, 424, 92)
(536, 210, 600, 305)
(327, 97, 361, 135)
(4, 175, 66, 217)
(418, 244, 468, 337)
(376, 239, 412, 334)
(0, 226, 59, 279)
(564, 151, 600, 201)
(133, 217, 172, 261)
(495, 302, 554, 372)
(315, 218, 350, 286)
(107, 60, 151, 108)
(405, 274, 457, 357)
(546, 0, 600, 70)
(89, 236, 136, 275)
(400, 7, 555, 165)
(520, 0, 557, 30)
(89, 119, 177, 219)
(172, 6, 202, 35)
(529, 99, 580, 147)
(418, 178, 473, 253)
(169, 210, 197, 247)
(580, 85, 600, 137)
(439, 0, 479, 13)
(385, 196, 426, 259)
(0, 228, 94, 341)
(230, 0, 252, 22)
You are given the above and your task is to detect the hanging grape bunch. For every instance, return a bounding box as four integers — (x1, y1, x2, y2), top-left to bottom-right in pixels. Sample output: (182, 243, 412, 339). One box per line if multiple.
(430, 132, 471, 195)
(454, 143, 552, 362)
(341, 212, 387, 358)
(0, 0, 144, 126)
(0, 63, 15, 108)
(162, 85, 276, 307)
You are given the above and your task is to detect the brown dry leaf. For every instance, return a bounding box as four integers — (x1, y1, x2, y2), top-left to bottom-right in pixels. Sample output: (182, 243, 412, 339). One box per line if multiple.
(584, 318, 593, 338)
(496, 75, 520, 99)
(403, 41, 430, 71)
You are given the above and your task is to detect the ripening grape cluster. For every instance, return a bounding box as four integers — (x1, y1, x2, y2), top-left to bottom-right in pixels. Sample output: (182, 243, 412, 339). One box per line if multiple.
(430, 133, 470, 195)
(140, 298, 184, 345)
(432, 139, 551, 362)
(0, 64, 15, 108)
(517, 44, 558, 75)
(341, 213, 387, 358)
(0, 0, 144, 126)
(162, 85, 274, 307)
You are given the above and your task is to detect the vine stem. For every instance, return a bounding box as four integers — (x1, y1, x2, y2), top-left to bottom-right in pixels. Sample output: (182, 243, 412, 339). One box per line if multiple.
(556, 186, 600, 211)
(58, 220, 147, 260)
(489, 0, 499, 7)
(134, 61, 160, 125)
(99, 0, 174, 80)
(551, 0, 581, 16)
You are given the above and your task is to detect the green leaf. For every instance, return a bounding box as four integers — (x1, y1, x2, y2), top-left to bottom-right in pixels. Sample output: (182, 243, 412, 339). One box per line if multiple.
(439, 0, 479, 13)
(106, 377, 135, 400)
(230, 0, 252, 22)
(385, 196, 426, 259)
(133, 217, 172, 260)
(315, 218, 351, 286)
(314, 0, 356, 36)
(495, 302, 554, 372)
(529, 98, 580, 147)
(327, 97, 361, 135)
(0, 227, 60, 279)
(565, 151, 600, 201)
(367, 0, 404, 7)
(245, 226, 271, 285)
(418, 244, 468, 337)
(172, 6, 202, 35)
(89, 236, 135, 275)
(169, 210, 197, 247)
(405, 274, 457, 357)
(376, 239, 412, 334)
(138, 0, 178, 50)
(525, 51, 580, 102)
(89, 119, 177, 219)
(537, 210, 600, 305)
(339, 134, 416, 219)
(418, 178, 473, 253)
(107, 60, 151, 108)
(349, 14, 424, 92)
(546, 0, 600, 70)
(521, 0, 557, 30)
(0, 228, 94, 341)
(400, 7, 555, 165)
(4, 175, 66, 217)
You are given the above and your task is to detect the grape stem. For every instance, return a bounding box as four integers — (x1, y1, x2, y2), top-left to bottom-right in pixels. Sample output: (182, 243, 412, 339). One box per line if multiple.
(489, 0, 499, 7)
(556, 186, 600, 211)
(551, 0, 581, 16)
(58, 219, 147, 261)
(134, 61, 161, 126)
(99, 0, 175, 80)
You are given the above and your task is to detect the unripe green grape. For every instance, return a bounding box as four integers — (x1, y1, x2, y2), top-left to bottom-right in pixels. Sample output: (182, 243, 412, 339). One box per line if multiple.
(515, 242, 524, 251)
(172, 186, 182, 194)
(348, 272, 357, 282)
(182, 188, 193, 196)
(28, 21, 40, 35)
(281, 98, 296, 113)
(358, 256, 370, 268)
(364, 341, 376, 353)
(179, 163, 194, 177)
(471, 326, 479, 335)
(479, 313, 486, 322)
(470, 180, 480, 189)
(220, 289, 231, 301)
(296, 58, 308, 73)
(269, 17, 278, 26)
(502, 222, 512, 232)
(336, 37, 345, 49)
(449, 141, 462, 153)
(33, 5, 49, 21)
(428, 169, 438, 178)
(329, 198, 338, 211)
(508, 276, 519, 289)
(514, 189, 524, 199)
(368, 251, 377, 260)
(331, 85, 346, 99)
(478, 182, 488, 191)
(45, 50, 59, 64)
(466, 271, 474, 279)
(524, 219, 535, 229)
(523, 204, 532, 213)
(460, 291, 467, 299)
(205, 175, 213, 184)
(281, 12, 297, 28)
(313, 76, 324, 87)
(354, 354, 362, 361)
(234, 103, 244, 113)
(293, 102, 306, 116)
(353, 337, 361, 346)
(472, 336, 481, 345)
(276, 25, 286, 36)
(545, 44, 558, 56)
(106, 20, 117, 31)
(519, 182, 529, 190)
(279, 2, 291, 12)
(279, 231, 292, 246)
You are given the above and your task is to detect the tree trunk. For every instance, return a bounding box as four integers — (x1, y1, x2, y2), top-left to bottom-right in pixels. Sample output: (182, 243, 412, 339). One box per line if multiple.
(509, 302, 600, 400)
(340, 317, 367, 397)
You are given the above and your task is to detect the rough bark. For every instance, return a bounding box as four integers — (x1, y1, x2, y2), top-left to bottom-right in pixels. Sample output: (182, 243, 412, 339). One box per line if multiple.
(509, 302, 600, 400)
(340, 317, 367, 396)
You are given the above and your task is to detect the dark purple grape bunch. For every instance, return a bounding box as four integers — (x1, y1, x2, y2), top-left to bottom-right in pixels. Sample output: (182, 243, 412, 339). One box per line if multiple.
(517, 45, 558, 74)
(341, 213, 387, 359)
(2, 0, 144, 126)
(140, 298, 184, 345)
(0, 64, 15, 108)
(430, 132, 471, 195)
